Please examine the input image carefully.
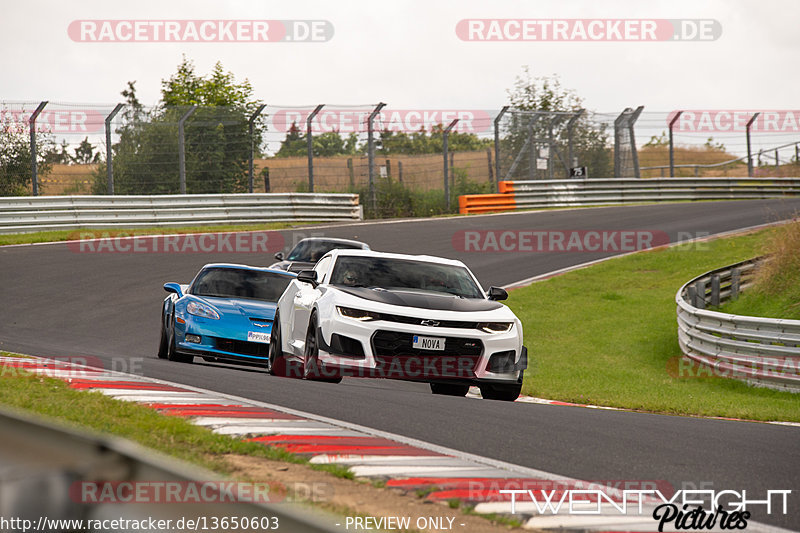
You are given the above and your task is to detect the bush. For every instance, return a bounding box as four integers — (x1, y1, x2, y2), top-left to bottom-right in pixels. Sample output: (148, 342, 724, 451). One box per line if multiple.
(348, 168, 492, 219)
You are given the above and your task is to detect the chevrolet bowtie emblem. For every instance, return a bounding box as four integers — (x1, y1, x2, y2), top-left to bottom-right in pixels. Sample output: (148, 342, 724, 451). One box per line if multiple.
(420, 319, 440, 327)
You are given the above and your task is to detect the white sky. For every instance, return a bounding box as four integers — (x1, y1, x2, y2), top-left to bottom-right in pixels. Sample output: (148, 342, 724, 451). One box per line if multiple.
(1, 0, 797, 111)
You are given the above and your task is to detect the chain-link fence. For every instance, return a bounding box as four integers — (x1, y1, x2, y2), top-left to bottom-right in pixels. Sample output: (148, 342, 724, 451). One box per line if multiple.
(2, 100, 799, 217)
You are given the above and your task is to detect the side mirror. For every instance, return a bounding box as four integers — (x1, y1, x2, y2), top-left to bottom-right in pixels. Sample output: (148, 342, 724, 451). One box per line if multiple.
(274, 251, 284, 261)
(487, 286, 508, 301)
(296, 270, 318, 288)
(163, 282, 183, 297)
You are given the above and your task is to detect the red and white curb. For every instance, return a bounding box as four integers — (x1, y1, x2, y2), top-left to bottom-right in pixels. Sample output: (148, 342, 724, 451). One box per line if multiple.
(1, 356, 793, 533)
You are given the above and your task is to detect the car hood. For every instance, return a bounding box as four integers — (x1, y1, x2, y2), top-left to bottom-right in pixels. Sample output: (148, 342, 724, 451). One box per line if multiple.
(270, 261, 315, 273)
(333, 286, 503, 312)
(198, 296, 277, 320)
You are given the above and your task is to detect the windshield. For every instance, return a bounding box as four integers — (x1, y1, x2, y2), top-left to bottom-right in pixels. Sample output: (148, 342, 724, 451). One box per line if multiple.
(287, 240, 363, 262)
(190, 268, 292, 302)
(330, 257, 484, 299)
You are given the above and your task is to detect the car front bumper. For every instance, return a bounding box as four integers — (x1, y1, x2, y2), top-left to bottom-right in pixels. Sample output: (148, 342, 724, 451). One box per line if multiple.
(313, 313, 526, 384)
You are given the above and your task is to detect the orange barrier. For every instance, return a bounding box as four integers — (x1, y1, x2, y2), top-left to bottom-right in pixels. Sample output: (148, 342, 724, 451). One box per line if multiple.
(497, 181, 516, 194)
(458, 193, 516, 214)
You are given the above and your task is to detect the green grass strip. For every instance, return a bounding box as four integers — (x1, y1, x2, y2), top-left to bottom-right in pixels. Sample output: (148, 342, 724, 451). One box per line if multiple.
(509, 229, 800, 422)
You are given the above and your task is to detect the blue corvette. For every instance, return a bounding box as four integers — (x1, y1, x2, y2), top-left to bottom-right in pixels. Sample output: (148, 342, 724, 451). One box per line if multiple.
(158, 264, 296, 365)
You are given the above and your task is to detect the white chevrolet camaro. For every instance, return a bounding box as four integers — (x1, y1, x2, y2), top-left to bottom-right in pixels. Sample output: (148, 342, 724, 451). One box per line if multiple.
(268, 249, 527, 401)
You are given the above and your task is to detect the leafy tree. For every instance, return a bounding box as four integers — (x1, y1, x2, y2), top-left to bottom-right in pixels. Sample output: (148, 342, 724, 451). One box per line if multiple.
(73, 137, 100, 164)
(503, 68, 612, 178)
(275, 123, 306, 157)
(0, 115, 55, 196)
(94, 57, 264, 194)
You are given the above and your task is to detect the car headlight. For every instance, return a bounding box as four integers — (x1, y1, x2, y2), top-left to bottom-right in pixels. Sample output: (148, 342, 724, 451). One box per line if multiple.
(337, 306, 380, 321)
(478, 322, 513, 334)
(186, 301, 220, 320)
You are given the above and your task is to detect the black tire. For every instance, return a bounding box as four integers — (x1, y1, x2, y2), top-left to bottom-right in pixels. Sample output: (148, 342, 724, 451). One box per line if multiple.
(157, 306, 169, 359)
(303, 313, 342, 383)
(479, 381, 522, 402)
(166, 320, 193, 364)
(430, 383, 470, 396)
(268, 312, 288, 377)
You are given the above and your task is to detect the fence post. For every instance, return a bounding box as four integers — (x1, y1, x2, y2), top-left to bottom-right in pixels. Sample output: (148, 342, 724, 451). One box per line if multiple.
(487, 148, 494, 182)
(613, 110, 624, 178)
(711, 275, 721, 307)
(669, 111, 683, 178)
(367, 102, 386, 214)
(629, 106, 644, 179)
(385, 159, 391, 179)
(306, 104, 324, 193)
(746, 113, 760, 178)
(397, 161, 403, 183)
(493, 106, 509, 192)
(28, 101, 48, 196)
(443, 119, 459, 211)
(694, 280, 706, 309)
(248, 104, 266, 194)
(178, 105, 197, 194)
(263, 167, 270, 193)
(347, 158, 354, 189)
(104, 103, 124, 195)
(566, 109, 584, 178)
(731, 268, 740, 300)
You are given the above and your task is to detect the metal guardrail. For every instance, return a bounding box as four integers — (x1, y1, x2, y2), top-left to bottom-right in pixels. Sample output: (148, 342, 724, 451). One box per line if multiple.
(458, 177, 800, 213)
(0, 193, 363, 233)
(0, 406, 339, 532)
(676, 258, 800, 393)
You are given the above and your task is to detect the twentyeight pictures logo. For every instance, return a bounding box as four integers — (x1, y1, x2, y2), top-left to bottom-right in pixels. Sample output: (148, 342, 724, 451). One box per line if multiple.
(456, 19, 721, 41)
(68, 20, 334, 42)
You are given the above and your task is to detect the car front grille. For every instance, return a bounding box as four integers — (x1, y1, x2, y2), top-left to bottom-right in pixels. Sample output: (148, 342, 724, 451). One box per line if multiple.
(377, 313, 478, 329)
(370, 330, 482, 378)
(213, 337, 269, 357)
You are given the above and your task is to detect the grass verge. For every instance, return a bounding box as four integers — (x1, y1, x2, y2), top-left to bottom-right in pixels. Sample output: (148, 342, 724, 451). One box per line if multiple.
(719, 219, 800, 320)
(0, 222, 314, 247)
(508, 227, 800, 422)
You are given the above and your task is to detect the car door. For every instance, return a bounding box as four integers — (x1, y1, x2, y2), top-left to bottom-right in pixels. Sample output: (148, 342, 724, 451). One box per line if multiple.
(290, 255, 332, 352)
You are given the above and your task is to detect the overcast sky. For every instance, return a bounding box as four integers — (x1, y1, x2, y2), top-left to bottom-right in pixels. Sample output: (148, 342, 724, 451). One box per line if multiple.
(2, 0, 797, 111)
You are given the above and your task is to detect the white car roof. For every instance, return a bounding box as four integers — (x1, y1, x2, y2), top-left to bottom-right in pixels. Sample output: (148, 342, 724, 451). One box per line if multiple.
(326, 248, 469, 268)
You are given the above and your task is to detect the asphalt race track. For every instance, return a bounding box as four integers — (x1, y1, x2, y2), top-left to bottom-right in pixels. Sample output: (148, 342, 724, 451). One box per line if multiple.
(2, 199, 799, 529)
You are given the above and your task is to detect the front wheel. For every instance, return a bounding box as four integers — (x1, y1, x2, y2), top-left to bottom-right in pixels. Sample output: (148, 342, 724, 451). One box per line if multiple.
(430, 383, 470, 396)
(303, 313, 342, 383)
(479, 380, 522, 402)
(268, 312, 288, 377)
(157, 307, 169, 359)
(166, 321, 193, 364)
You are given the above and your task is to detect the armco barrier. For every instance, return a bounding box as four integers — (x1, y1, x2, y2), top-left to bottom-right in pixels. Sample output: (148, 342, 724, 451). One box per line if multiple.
(0, 193, 362, 233)
(676, 258, 800, 393)
(0, 405, 339, 532)
(459, 177, 800, 213)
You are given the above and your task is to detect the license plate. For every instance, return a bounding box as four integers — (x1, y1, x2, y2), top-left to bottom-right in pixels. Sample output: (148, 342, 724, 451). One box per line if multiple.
(247, 331, 271, 344)
(412, 335, 445, 351)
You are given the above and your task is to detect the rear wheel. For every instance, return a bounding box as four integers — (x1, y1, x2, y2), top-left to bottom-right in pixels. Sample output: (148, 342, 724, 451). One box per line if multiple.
(430, 383, 470, 397)
(303, 313, 342, 383)
(479, 380, 522, 402)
